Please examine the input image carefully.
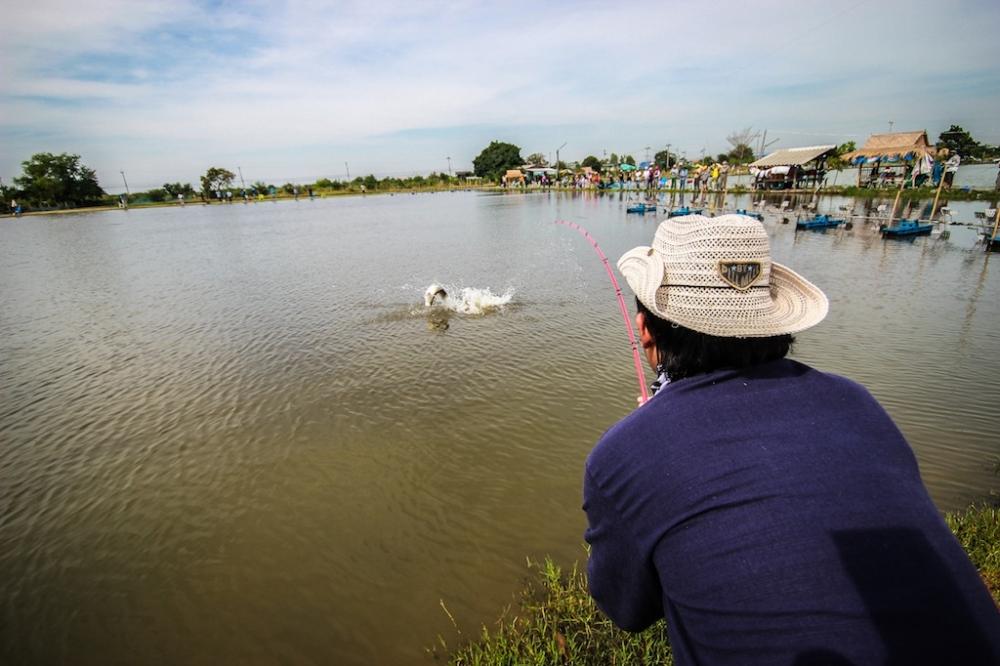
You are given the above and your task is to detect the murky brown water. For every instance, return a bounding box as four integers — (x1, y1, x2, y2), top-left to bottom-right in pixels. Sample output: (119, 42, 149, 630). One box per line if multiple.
(2, 191, 998, 664)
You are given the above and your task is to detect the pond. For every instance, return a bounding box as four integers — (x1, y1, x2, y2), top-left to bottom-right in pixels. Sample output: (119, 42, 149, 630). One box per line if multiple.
(1, 190, 998, 664)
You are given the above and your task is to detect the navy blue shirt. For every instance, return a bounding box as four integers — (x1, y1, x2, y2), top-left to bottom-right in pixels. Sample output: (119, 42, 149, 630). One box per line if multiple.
(584, 359, 1000, 665)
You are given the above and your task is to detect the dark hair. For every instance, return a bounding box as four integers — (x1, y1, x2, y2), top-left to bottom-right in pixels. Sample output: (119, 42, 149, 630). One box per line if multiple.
(636, 298, 793, 381)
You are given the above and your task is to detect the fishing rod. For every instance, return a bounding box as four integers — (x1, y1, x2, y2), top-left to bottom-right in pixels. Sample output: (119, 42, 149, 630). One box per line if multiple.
(554, 220, 649, 403)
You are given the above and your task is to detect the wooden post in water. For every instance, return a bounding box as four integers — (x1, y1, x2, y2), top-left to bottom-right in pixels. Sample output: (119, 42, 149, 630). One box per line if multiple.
(929, 154, 947, 221)
(888, 168, 905, 227)
(990, 205, 1000, 250)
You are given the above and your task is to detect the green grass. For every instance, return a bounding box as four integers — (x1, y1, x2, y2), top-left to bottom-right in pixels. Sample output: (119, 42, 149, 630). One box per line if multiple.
(436, 558, 672, 665)
(439, 505, 1000, 664)
(946, 504, 1000, 602)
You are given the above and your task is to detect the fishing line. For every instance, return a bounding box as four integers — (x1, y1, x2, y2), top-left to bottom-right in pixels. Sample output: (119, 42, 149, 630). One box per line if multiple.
(554, 220, 649, 403)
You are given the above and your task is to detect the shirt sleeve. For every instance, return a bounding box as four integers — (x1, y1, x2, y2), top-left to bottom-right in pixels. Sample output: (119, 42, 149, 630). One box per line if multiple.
(583, 464, 664, 632)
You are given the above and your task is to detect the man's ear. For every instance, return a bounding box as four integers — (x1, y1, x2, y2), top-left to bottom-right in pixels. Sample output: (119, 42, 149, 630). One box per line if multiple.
(635, 311, 654, 349)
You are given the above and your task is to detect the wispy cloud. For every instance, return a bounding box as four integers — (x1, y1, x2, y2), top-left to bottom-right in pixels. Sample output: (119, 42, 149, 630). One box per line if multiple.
(1, 0, 998, 190)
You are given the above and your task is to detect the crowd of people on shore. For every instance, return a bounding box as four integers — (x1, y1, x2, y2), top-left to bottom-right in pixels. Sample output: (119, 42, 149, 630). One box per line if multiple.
(516, 161, 735, 193)
(506, 155, 1000, 194)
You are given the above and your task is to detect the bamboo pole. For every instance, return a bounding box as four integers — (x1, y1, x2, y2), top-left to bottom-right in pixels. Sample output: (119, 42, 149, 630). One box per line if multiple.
(990, 205, 1000, 250)
(929, 155, 947, 221)
(888, 170, 905, 227)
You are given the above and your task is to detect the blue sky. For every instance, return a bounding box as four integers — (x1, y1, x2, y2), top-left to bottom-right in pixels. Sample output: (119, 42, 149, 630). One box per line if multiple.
(2, 0, 998, 192)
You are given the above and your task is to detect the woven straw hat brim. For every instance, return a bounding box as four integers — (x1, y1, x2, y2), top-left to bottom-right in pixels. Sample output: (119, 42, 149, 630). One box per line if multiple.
(617, 246, 828, 337)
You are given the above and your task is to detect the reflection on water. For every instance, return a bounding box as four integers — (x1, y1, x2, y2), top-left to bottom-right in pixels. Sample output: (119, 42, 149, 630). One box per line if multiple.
(1, 191, 998, 665)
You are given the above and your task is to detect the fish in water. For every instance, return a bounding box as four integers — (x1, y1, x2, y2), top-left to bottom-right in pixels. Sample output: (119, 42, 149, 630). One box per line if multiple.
(424, 283, 448, 306)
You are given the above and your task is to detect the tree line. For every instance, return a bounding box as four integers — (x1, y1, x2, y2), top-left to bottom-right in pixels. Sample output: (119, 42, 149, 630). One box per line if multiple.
(1, 154, 470, 213)
(470, 126, 999, 181)
(4, 125, 996, 212)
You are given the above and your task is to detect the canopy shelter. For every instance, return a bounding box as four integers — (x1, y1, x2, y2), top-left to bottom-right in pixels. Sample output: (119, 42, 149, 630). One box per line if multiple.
(841, 131, 937, 188)
(749, 145, 836, 190)
(524, 166, 557, 182)
(502, 169, 525, 187)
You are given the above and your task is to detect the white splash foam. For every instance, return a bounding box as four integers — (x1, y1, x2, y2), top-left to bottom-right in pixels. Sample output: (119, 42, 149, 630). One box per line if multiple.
(424, 285, 513, 315)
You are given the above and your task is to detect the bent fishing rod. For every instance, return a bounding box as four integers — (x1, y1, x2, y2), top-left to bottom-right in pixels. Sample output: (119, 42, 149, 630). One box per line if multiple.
(554, 220, 649, 403)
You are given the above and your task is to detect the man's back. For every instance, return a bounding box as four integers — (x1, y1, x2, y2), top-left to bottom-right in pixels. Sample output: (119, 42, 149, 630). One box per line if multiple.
(585, 359, 1000, 665)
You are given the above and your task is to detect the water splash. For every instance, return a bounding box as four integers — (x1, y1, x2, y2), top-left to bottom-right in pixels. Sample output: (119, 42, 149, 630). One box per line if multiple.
(424, 284, 513, 315)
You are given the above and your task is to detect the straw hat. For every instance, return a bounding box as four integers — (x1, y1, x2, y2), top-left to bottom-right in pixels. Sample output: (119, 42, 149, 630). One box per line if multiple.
(617, 214, 828, 337)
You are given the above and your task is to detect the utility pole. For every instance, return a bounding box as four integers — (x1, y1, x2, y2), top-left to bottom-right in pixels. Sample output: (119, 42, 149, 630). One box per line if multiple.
(556, 142, 566, 170)
(666, 143, 672, 166)
(645, 146, 651, 164)
(345, 162, 350, 180)
(447, 156, 452, 176)
(238, 166, 246, 190)
(120, 170, 130, 209)
(888, 120, 894, 133)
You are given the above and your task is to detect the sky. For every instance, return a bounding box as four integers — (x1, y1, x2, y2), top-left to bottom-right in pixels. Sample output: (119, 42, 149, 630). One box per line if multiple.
(2, 0, 999, 193)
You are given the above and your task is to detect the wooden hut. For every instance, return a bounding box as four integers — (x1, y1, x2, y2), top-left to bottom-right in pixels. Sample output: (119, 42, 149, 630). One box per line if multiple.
(841, 131, 937, 188)
(749, 145, 836, 190)
(502, 169, 525, 187)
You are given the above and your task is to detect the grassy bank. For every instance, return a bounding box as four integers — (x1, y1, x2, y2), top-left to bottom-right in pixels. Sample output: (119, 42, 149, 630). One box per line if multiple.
(438, 504, 999, 665)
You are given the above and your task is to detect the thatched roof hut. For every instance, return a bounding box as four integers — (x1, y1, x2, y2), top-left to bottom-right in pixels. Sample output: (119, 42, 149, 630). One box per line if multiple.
(842, 131, 936, 162)
(503, 169, 525, 185)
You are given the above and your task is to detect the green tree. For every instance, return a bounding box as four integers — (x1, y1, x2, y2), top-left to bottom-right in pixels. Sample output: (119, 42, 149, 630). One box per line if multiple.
(609, 153, 619, 167)
(200, 167, 235, 197)
(524, 152, 548, 166)
(162, 182, 195, 198)
(473, 141, 523, 180)
(654, 149, 675, 168)
(725, 127, 761, 163)
(938, 125, 987, 159)
(13, 152, 105, 208)
(581, 155, 603, 173)
(623, 155, 636, 166)
(362, 174, 378, 190)
(826, 141, 857, 171)
(250, 181, 270, 195)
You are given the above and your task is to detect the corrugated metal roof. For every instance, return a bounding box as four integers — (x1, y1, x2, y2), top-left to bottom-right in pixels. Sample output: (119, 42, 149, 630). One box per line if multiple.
(750, 145, 836, 168)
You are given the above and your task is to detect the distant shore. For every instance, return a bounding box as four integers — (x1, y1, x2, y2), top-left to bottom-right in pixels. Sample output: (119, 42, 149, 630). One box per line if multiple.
(4, 182, 999, 219)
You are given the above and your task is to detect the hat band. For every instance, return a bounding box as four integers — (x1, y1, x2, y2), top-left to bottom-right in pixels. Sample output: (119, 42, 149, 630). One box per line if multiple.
(664, 284, 770, 291)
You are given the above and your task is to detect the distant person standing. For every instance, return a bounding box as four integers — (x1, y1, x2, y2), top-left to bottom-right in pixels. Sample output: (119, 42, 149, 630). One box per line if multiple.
(698, 166, 709, 197)
(944, 151, 961, 189)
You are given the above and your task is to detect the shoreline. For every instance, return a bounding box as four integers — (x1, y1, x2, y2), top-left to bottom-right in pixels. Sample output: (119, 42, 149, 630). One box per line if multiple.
(4, 183, 998, 220)
(441, 503, 1000, 664)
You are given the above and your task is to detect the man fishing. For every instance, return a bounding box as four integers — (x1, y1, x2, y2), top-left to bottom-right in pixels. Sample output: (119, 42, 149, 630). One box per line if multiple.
(583, 214, 1000, 665)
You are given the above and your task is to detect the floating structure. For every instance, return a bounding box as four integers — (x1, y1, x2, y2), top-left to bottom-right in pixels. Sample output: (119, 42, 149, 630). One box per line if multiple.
(667, 206, 704, 217)
(735, 208, 764, 221)
(626, 203, 655, 214)
(797, 214, 845, 230)
(842, 131, 937, 189)
(749, 145, 836, 190)
(881, 219, 933, 238)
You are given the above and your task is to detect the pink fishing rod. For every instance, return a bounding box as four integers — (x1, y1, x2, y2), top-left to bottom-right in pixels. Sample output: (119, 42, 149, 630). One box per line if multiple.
(554, 220, 649, 403)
